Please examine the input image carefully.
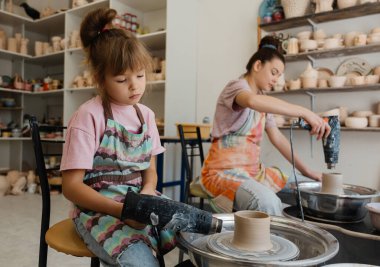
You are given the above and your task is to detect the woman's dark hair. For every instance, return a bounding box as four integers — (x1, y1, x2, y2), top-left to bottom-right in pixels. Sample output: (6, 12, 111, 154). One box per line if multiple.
(80, 8, 153, 99)
(245, 36, 285, 74)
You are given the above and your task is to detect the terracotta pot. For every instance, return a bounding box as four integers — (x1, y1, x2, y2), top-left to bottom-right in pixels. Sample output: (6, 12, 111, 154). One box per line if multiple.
(321, 172, 344, 195)
(232, 211, 272, 252)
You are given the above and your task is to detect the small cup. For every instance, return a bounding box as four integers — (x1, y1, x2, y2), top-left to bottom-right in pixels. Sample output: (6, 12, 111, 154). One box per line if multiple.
(318, 79, 328, 88)
(321, 173, 344, 195)
(232, 211, 272, 252)
(288, 79, 301, 90)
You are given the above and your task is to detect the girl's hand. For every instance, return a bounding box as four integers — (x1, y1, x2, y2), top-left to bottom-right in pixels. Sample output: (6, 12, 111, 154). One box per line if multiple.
(303, 111, 331, 141)
(140, 186, 157, 196)
(124, 218, 147, 230)
(302, 170, 322, 182)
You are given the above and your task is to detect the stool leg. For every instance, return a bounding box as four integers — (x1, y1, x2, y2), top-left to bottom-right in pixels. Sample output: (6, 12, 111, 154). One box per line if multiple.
(91, 257, 100, 267)
(178, 249, 184, 263)
(199, 198, 204, 210)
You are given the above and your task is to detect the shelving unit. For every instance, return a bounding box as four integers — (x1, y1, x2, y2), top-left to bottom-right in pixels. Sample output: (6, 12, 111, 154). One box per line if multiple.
(0, 0, 168, 171)
(268, 84, 380, 95)
(259, 2, 380, 32)
(259, 2, 380, 191)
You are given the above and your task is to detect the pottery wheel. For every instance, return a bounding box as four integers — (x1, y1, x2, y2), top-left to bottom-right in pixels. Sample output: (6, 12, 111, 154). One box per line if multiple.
(206, 231, 300, 262)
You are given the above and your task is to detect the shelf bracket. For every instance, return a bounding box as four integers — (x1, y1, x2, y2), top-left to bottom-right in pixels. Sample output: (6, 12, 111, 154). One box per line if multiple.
(307, 18, 318, 32)
(306, 55, 316, 68)
(305, 91, 316, 158)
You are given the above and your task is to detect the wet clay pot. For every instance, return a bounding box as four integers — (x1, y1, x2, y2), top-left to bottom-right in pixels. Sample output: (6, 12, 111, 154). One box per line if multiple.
(232, 211, 272, 252)
(321, 172, 344, 195)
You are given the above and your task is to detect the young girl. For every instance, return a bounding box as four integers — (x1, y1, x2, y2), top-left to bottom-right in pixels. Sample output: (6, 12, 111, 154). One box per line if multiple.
(60, 8, 175, 267)
(200, 36, 330, 215)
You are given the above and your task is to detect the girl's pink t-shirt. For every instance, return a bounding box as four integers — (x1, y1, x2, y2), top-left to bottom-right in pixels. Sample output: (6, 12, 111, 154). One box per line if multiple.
(211, 78, 276, 138)
(60, 96, 164, 171)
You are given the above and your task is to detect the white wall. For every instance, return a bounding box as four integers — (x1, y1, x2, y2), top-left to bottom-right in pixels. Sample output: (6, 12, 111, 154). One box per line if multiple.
(196, 0, 260, 123)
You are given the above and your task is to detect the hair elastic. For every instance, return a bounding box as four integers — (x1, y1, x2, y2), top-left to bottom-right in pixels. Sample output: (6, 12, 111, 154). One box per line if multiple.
(261, 44, 277, 50)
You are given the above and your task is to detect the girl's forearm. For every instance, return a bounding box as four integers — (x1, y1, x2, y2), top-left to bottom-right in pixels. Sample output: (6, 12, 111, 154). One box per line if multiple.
(62, 170, 123, 218)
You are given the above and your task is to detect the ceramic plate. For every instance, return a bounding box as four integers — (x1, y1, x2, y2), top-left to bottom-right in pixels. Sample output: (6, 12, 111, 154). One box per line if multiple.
(207, 231, 299, 262)
(336, 58, 372, 76)
(317, 67, 334, 80)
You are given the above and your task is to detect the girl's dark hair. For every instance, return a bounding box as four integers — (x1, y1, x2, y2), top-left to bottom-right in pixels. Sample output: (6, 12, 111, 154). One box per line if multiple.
(245, 36, 285, 74)
(80, 8, 153, 99)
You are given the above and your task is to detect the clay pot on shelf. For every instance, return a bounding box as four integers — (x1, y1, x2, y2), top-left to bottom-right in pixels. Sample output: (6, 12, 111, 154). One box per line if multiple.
(321, 172, 344, 195)
(369, 115, 380, 127)
(51, 36, 62, 52)
(315, 0, 334, 13)
(7, 37, 17, 53)
(345, 117, 368, 128)
(35, 41, 43, 56)
(232, 211, 272, 252)
(337, 0, 358, 9)
(20, 38, 29, 55)
(328, 76, 346, 88)
(365, 75, 379, 85)
(281, 0, 310, 19)
(350, 75, 365, 86)
(282, 38, 299, 55)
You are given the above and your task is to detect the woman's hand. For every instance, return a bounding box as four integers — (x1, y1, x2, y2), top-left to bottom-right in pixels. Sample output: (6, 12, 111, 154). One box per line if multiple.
(303, 111, 331, 141)
(302, 169, 322, 182)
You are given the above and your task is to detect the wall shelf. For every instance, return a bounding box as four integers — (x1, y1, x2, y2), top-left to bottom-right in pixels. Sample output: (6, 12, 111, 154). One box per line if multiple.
(0, 48, 32, 60)
(285, 44, 380, 62)
(137, 30, 166, 50)
(0, 107, 23, 110)
(268, 84, 380, 95)
(259, 2, 380, 32)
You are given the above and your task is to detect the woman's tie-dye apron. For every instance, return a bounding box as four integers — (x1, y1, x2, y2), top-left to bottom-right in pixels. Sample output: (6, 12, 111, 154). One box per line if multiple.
(72, 102, 176, 260)
(200, 110, 288, 212)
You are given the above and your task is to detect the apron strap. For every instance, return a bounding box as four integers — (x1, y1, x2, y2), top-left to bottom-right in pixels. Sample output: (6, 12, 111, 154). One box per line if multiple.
(133, 104, 145, 125)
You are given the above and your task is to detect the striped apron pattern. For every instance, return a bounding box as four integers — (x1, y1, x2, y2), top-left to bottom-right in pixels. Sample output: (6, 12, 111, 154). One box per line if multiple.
(200, 110, 288, 212)
(72, 102, 176, 259)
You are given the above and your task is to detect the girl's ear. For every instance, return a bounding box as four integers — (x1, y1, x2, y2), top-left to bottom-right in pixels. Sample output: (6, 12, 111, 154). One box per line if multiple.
(253, 60, 263, 72)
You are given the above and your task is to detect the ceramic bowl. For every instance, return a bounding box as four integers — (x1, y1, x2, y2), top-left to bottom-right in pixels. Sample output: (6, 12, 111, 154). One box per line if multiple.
(365, 74, 379, 85)
(297, 31, 312, 40)
(328, 76, 346, 88)
(345, 117, 368, 128)
(365, 202, 380, 231)
(337, 0, 358, 9)
(351, 110, 373, 117)
(369, 115, 380, 127)
(350, 75, 365, 86)
(323, 38, 341, 50)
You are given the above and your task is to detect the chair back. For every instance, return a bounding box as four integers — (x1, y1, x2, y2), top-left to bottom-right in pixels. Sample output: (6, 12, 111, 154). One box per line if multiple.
(29, 116, 66, 267)
(177, 124, 205, 204)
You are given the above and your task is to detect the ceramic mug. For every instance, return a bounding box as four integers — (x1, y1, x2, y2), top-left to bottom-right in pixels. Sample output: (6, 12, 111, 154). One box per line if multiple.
(300, 39, 318, 52)
(282, 38, 299, 55)
(321, 173, 344, 195)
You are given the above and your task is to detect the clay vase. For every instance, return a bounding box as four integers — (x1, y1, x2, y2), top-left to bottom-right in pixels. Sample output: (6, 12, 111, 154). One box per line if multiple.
(20, 38, 29, 55)
(321, 173, 344, 195)
(35, 41, 43, 56)
(232, 211, 272, 252)
(7, 37, 17, 53)
(14, 33, 22, 51)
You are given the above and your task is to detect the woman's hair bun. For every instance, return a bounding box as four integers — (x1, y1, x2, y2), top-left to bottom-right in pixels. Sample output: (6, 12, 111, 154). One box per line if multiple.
(80, 8, 117, 49)
(258, 35, 281, 51)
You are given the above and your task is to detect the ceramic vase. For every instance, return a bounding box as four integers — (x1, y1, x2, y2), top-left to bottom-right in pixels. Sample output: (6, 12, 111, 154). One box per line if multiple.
(232, 211, 272, 252)
(20, 38, 29, 55)
(281, 0, 310, 19)
(321, 172, 344, 195)
(35, 41, 43, 56)
(7, 37, 17, 53)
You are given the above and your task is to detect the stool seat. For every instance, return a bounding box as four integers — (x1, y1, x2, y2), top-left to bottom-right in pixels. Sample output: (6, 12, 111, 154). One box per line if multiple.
(189, 178, 209, 199)
(45, 218, 95, 257)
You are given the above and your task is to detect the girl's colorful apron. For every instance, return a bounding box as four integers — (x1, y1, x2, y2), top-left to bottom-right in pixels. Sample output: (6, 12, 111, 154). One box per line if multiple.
(200, 110, 288, 212)
(72, 102, 176, 260)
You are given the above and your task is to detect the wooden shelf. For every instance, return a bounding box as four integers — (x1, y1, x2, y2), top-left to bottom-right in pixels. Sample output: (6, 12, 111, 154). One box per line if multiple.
(137, 30, 166, 50)
(279, 126, 380, 132)
(65, 87, 96, 92)
(285, 43, 380, 62)
(268, 84, 380, 95)
(0, 87, 28, 94)
(0, 137, 31, 141)
(0, 107, 23, 111)
(260, 2, 380, 32)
